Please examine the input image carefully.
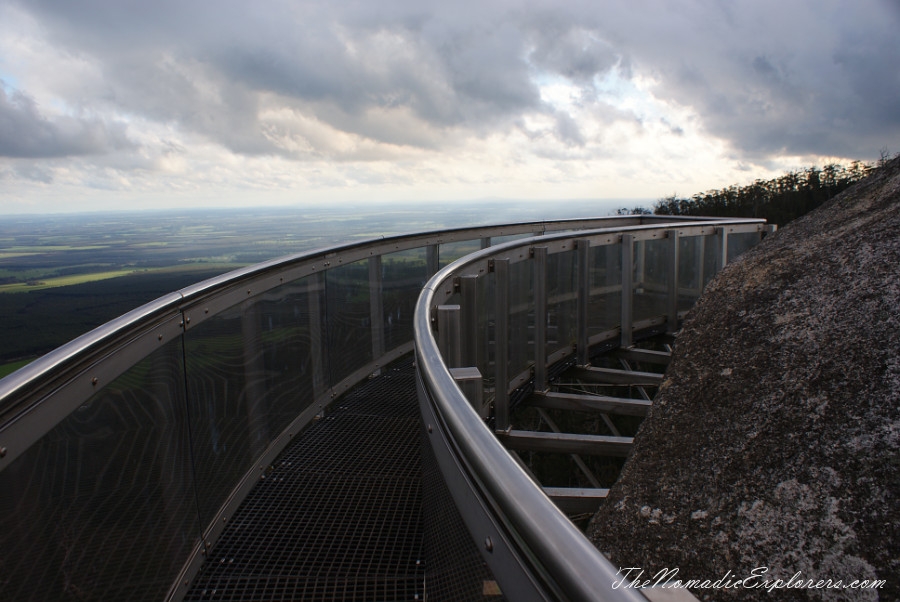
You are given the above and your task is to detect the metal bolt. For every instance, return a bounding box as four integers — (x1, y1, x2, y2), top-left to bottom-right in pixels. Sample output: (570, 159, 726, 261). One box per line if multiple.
(484, 537, 494, 552)
(426, 424, 433, 433)
(0, 447, 7, 458)
(204, 308, 209, 314)
(185, 317, 190, 324)
(158, 334, 163, 341)
(91, 377, 98, 386)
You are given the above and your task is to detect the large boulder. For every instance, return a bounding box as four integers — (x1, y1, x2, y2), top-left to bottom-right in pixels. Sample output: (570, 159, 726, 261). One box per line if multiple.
(589, 158, 900, 601)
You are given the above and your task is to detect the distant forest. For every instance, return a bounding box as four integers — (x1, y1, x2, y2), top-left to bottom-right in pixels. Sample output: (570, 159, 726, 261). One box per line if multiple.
(627, 156, 890, 226)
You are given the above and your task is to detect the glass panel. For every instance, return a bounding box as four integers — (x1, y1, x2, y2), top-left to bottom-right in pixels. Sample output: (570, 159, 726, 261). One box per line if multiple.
(185, 277, 319, 529)
(728, 231, 761, 262)
(438, 240, 481, 268)
(382, 248, 429, 353)
(546, 249, 577, 358)
(632, 237, 669, 323)
(702, 233, 720, 288)
(677, 235, 704, 312)
(325, 261, 372, 384)
(0, 339, 200, 601)
(588, 243, 621, 338)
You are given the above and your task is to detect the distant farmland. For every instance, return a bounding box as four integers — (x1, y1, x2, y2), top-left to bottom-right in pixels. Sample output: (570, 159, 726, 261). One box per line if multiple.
(0, 201, 611, 374)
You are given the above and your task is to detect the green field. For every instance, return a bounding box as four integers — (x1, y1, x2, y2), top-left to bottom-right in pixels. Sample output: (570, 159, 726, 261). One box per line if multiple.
(0, 359, 33, 379)
(0, 203, 606, 367)
(0, 269, 138, 293)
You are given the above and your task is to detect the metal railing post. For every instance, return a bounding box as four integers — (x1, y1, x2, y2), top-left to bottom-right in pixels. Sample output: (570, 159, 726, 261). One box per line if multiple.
(576, 239, 590, 366)
(308, 272, 327, 397)
(494, 258, 510, 432)
(715, 226, 729, 273)
(635, 238, 646, 290)
(426, 244, 439, 278)
(240, 299, 269, 459)
(368, 255, 385, 365)
(480, 237, 491, 250)
(437, 305, 462, 369)
(459, 275, 479, 369)
(621, 234, 634, 348)
(533, 247, 548, 392)
(666, 229, 680, 334)
(697, 235, 707, 294)
(450, 367, 486, 418)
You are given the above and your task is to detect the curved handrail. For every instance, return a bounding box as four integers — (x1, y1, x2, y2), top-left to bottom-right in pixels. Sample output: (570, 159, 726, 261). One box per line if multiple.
(1, 215, 690, 602)
(414, 218, 768, 600)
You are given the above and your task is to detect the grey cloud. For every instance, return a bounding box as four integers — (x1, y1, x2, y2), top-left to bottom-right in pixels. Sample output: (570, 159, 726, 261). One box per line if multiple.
(5, 0, 898, 163)
(605, 0, 900, 159)
(0, 85, 133, 158)
(527, 24, 620, 82)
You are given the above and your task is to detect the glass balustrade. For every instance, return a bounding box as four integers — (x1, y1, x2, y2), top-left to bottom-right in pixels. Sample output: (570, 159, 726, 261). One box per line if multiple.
(0, 216, 769, 602)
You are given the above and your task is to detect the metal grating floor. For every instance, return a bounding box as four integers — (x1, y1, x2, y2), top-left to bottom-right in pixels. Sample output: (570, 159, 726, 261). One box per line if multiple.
(185, 360, 424, 601)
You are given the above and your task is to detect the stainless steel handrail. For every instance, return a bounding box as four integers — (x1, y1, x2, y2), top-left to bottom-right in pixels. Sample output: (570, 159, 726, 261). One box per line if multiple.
(414, 218, 768, 600)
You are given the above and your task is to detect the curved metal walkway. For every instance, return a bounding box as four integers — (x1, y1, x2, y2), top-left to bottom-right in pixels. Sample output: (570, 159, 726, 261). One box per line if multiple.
(185, 359, 424, 601)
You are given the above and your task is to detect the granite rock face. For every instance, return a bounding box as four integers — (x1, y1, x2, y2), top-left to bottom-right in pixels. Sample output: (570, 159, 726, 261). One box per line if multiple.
(589, 158, 900, 601)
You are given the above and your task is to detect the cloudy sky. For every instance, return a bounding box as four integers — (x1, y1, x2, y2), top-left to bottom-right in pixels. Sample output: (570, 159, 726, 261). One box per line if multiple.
(1, 0, 898, 214)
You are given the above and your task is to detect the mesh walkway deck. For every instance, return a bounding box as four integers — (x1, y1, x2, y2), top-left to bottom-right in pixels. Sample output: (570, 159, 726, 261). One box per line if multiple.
(185, 360, 424, 601)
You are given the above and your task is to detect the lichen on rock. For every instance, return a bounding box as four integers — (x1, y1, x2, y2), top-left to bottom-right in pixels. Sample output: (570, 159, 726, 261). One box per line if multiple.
(589, 157, 900, 601)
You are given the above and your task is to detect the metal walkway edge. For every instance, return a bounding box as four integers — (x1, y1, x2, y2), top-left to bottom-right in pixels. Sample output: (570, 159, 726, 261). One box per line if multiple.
(184, 359, 424, 601)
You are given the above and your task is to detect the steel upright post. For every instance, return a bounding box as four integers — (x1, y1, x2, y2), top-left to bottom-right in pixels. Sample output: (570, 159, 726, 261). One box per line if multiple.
(576, 239, 590, 366)
(621, 234, 634, 348)
(460, 274, 480, 369)
(368, 255, 385, 365)
(533, 247, 548, 392)
(308, 272, 327, 397)
(494, 258, 510, 433)
(437, 305, 462, 369)
(666, 229, 680, 334)
(426, 244, 439, 278)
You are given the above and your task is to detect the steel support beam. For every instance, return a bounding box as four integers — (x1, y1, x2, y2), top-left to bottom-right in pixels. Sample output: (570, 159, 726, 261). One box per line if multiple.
(543, 487, 609, 515)
(573, 365, 664, 386)
(528, 391, 651, 417)
(535, 407, 602, 489)
(615, 348, 672, 366)
(500, 430, 633, 456)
